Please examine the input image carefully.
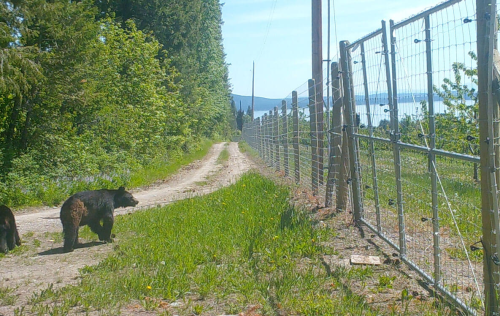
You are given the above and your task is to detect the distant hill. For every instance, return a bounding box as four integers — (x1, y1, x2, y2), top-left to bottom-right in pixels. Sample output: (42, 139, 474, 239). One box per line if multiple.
(231, 94, 317, 113)
(231, 94, 299, 112)
(232, 92, 454, 113)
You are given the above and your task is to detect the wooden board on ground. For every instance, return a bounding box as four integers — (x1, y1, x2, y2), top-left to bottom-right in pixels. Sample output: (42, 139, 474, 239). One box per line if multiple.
(350, 255, 381, 265)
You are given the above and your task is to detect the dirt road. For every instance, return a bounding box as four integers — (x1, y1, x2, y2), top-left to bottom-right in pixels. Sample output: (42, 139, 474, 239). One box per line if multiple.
(0, 142, 255, 315)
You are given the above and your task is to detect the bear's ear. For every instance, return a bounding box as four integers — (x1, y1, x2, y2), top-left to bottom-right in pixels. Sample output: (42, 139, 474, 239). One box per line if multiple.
(118, 186, 125, 192)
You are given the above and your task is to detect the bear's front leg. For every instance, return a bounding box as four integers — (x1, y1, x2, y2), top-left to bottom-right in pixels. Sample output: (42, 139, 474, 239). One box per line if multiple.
(100, 214, 114, 243)
(88, 220, 104, 240)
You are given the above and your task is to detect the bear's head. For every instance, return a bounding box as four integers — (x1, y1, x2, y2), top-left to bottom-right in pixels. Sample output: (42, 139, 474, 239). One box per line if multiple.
(114, 187, 139, 208)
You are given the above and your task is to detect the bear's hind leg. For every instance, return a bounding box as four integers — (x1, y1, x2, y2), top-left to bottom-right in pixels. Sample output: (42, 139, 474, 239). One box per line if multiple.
(6, 229, 15, 251)
(63, 226, 78, 253)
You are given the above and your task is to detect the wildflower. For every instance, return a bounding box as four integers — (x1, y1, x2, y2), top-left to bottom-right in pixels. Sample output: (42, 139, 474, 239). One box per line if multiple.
(147, 285, 152, 290)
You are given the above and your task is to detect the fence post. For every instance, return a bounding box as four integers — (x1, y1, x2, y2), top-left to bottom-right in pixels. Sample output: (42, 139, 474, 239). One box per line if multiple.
(326, 62, 342, 207)
(308, 79, 319, 195)
(282, 100, 289, 177)
(263, 113, 269, 163)
(339, 40, 363, 223)
(269, 110, 274, 166)
(292, 91, 301, 184)
(360, 41, 382, 232)
(423, 14, 441, 289)
(256, 117, 262, 157)
(477, 0, 500, 313)
(338, 73, 350, 212)
(253, 119, 257, 149)
(388, 20, 407, 258)
(274, 107, 280, 172)
(247, 120, 252, 148)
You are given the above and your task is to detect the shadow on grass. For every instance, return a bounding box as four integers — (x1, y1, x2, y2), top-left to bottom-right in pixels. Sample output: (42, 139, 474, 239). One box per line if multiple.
(38, 241, 106, 256)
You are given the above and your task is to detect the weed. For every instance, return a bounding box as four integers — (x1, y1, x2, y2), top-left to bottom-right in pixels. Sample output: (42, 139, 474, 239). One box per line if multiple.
(0, 286, 17, 305)
(193, 304, 204, 315)
(44, 231, 63, 243)
(33, 239, 41, 248)
(378, 275, 396, 290)
(401, 288, 414, 314)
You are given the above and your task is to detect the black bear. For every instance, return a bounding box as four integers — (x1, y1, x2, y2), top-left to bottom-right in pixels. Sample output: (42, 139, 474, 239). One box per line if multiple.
(0, 205, 21, 253)
(60, 187, 139, 253)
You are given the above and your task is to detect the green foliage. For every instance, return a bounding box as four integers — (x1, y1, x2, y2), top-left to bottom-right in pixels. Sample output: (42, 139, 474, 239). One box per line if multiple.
(432, 52, 479, 153)
(372, 51, 479, 154)
(0, 0, 233, 207)
(94, 0, 233, 139)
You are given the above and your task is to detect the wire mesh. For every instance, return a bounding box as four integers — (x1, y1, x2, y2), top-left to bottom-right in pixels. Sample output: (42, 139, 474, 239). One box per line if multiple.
(241, 0, 490, 313)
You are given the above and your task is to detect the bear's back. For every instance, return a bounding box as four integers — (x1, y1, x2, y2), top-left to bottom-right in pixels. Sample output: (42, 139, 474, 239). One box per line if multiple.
(62, 189, 115, 214)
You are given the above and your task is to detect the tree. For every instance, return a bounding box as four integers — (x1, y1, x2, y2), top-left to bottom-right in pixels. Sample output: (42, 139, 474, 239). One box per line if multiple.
(236, 108, 244, 131)
(432, 51, 478, 153)
(93, 0, 232, 139)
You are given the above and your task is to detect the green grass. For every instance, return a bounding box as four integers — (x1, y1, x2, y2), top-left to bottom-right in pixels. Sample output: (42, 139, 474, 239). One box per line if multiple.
(128, 139, 213, 188)
(23, 173, 380, 315)
(238, 141, 259, 158)
(43, 231, 64, 243)
(0, 286, 17, 306)
(358, 143, 482, 263)
(216, 147, 230, 164)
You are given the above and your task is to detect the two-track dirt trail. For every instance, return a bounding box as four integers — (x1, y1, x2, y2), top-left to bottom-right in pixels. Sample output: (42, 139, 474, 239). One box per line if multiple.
(0, 142, 255, 315)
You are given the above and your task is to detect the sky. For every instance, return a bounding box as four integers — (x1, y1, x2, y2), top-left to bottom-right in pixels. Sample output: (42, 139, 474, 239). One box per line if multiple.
(221, 0, 443, 99)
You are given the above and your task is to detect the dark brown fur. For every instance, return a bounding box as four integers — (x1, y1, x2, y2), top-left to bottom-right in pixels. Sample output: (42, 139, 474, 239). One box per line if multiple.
(60, 187, 138, 252)
(0, 205, 21, 253)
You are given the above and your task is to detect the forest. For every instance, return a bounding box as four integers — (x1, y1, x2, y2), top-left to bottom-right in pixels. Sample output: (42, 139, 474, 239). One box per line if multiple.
(0, 0, 234, 206)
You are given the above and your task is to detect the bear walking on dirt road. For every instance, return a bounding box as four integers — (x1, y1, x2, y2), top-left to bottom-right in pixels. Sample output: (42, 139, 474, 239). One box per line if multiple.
(0, 205, 21, 253)
(60, 187, 139, 253)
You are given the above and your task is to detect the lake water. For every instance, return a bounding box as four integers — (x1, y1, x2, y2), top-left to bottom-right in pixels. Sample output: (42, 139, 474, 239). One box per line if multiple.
(253, 100, 464, 127)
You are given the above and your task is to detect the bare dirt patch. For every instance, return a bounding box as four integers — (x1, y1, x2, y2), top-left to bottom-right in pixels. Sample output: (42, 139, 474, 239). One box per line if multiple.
(0, 142, 256, 315)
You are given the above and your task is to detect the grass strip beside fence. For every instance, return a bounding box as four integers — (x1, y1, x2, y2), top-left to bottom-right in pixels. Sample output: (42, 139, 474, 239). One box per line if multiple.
(23, 173, 379, 316)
